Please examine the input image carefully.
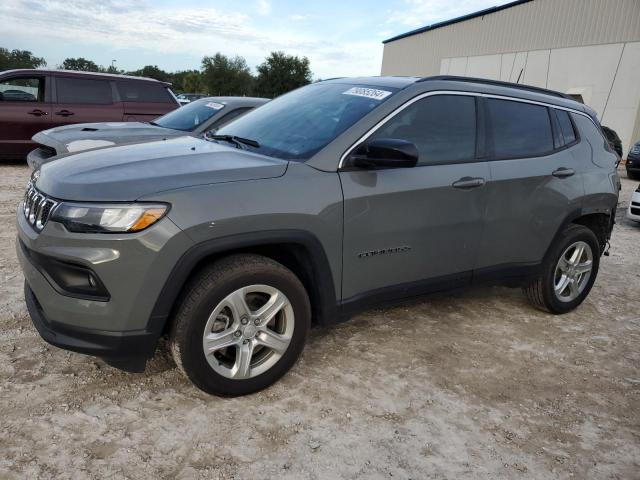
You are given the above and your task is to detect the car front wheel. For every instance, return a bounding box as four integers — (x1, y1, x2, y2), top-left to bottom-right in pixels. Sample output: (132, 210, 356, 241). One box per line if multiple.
(170, 254, 311, 396)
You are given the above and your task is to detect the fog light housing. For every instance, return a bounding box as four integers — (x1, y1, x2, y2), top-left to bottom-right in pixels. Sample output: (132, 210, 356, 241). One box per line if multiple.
(20, 240, 110, 301)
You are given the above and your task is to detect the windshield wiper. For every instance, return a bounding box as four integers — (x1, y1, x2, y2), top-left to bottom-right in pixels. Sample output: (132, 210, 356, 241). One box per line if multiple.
(205, 133, 260, 149)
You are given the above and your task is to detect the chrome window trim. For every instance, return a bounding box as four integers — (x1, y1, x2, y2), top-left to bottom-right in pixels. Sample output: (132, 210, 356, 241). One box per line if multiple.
(338, 90, 599, 169)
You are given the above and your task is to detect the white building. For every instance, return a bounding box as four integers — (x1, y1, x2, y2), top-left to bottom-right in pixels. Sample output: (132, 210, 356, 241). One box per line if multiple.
(381, 0, 640, 153)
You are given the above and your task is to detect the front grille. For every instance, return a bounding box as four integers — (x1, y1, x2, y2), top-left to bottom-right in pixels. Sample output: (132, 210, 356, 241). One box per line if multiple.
(23, 183, 58, 232)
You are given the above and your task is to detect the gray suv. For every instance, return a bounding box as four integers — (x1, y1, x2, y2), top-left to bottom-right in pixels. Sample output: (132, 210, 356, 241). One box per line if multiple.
(17, 76, 619, 396)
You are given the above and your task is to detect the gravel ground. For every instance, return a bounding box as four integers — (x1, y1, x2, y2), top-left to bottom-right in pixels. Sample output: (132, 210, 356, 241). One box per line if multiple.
(1, 161, 639, 480)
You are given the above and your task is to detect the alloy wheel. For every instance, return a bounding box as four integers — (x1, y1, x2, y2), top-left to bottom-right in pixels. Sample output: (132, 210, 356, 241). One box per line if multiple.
(202, 285, 294, 379)
(553, 240, 593, 302)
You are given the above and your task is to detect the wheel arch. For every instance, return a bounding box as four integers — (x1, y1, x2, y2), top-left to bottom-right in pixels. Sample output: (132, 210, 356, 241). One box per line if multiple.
(146, 230, 339, 337)
(546, 208, 614, 261)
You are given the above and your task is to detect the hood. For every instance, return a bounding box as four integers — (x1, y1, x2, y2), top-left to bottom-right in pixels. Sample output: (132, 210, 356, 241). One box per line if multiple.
(36, 136, 288, 201)
(33, 122, 188, 154)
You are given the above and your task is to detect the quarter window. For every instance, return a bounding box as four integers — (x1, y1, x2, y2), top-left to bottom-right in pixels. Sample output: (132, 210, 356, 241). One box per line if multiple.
(117, 82, 173, 103)
(555, 109, 577, 145)
(57, 77, 113, 104)
(487, 99, 553, 158)
(207, 107, 253, 132)
(0, 77, 44, 102)
(369, 95, 477, 165)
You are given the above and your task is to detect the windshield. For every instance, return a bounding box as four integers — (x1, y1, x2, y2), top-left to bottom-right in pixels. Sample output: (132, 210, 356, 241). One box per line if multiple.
(154, 100, 225, 131)
(215, 83, 399, 160)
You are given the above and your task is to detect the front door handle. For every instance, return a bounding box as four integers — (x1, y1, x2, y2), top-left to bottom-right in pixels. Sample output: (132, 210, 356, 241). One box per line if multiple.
(28, 109, 48, 116)
(55, 110, 74, 117)
(452, 177, 485, 189)
(552, 167, 575, 178)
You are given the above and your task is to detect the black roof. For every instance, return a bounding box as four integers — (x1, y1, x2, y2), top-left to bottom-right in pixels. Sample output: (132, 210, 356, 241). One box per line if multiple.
(320, 76, 422, 88)
(322, 75, 574, 101)
(420, 75, 573, 100)
(383, 0, 533, 44)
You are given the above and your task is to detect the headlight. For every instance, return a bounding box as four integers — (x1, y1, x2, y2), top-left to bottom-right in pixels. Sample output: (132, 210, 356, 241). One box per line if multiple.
(51, 203, 169, 233)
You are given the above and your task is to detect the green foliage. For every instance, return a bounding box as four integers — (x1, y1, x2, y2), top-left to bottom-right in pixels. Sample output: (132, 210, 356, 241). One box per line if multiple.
(1, 47, 315, 97)
(0, 48, 46, 71)
(127, 65, 171, 83)
(60, 57, 101, 72)
(104, 65, 123, 74)
(201, 53, 253, 96)
(182, 71, 205, 93)
(254, 51, 312, 98)
(169, 70, 205, 94)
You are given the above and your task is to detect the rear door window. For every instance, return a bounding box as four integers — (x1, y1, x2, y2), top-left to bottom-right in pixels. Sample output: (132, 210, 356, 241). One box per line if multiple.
(117, 82, 173, 103)
(0, 77, 44, 102)
(56, 77, 113, 104)
(487, 99, 553, 158)
(370, 94, 477, 165)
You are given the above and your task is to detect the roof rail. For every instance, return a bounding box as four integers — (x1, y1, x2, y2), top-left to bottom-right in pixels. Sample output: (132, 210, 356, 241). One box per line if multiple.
(418, 75, 572, 100)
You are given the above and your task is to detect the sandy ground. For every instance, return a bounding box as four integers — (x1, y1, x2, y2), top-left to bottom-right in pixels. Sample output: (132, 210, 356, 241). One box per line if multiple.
(0, 161, 638, 480)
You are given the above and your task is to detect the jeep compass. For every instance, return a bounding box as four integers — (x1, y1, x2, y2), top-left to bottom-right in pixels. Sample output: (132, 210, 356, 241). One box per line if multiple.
(17, 76, 619, 396)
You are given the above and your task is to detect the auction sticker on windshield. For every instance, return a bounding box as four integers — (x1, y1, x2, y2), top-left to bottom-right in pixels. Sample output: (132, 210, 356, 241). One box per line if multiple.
(342, 87, 392, 100)
(205, 102, 225, 110)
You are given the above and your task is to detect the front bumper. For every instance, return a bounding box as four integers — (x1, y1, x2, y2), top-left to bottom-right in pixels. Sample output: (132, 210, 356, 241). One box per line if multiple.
(17, 201, 194, 364)
(24, 282, 156, 369)
(626, 156, 640, 174)
(628, 191, 640, 222)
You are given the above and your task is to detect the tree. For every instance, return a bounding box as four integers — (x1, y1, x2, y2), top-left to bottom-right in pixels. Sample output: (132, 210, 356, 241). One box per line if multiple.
(201, 53, 253, 96)
(127, 65, 171, 82)
(104, 65, 123, 74)
(60, 57, 101, 72)
(254, 51, 312, 98)
(168, 70, 205, 94)
(0, 48, 46, 71)
(182, 71, 205, 93)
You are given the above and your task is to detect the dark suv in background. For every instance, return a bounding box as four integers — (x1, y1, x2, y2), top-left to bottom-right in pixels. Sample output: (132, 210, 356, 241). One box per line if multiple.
(0, 69, 179, 160)
(626, 139, 640, 180)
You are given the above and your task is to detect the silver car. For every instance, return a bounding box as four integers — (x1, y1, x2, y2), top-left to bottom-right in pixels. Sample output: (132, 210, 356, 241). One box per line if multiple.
(27, 96, 269, 169)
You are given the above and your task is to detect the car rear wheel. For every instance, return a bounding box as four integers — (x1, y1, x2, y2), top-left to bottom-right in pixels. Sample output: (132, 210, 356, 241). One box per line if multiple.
(170, 254, 311, 396)
(523, 224, 600, 314)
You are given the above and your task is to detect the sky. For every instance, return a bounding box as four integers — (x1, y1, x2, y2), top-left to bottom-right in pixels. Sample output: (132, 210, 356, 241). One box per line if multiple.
(1, 0, 510, 79)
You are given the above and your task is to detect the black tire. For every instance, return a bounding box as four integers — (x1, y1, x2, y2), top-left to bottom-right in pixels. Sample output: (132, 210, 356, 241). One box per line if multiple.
(523, 224, 600, 314)
(170, 254, 311, 396)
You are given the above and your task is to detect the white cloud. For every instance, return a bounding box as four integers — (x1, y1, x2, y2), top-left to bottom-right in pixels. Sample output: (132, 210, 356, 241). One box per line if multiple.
(288, 14, 309, 22)
(388, 0, 502, 28)
(256, 0, 272, 16)
(0, 0, 381, 78)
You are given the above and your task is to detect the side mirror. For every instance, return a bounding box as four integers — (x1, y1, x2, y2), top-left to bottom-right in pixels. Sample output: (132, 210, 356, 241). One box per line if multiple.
(348, 138, 418, 169)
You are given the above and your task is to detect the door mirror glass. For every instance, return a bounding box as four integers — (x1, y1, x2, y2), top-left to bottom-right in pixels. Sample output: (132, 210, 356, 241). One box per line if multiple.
(348, 138, 418, 169)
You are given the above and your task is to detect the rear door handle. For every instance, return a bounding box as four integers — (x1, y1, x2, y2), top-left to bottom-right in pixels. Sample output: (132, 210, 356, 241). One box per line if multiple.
(55, 110, 74, 117)
(452, 177, 485, 189)
(552, 167, 575, 178)
(28, 109, 47, 116)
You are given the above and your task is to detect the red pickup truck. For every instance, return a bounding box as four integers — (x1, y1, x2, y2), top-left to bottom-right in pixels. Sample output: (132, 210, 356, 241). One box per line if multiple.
(0, 69, 179, 160)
